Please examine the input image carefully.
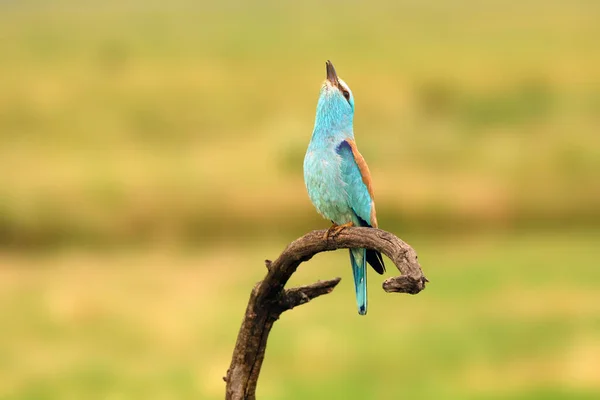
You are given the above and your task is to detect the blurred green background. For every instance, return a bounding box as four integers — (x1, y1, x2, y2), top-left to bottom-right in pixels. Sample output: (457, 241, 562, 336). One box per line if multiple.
(1, 1, 599, 399)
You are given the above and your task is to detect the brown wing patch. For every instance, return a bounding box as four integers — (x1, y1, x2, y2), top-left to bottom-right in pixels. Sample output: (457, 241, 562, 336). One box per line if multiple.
(370, 204, 378, 228)
(345, 139, 378, 228)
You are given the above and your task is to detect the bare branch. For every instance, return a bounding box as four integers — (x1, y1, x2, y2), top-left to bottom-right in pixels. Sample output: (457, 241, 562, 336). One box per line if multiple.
(225, 227, 427, 400)
(383, 275, 429, 294)
(278, 278, 342, 311)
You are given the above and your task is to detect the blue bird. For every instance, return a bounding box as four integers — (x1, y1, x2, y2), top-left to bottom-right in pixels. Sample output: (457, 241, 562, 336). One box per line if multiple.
(304, 60, 385, 315)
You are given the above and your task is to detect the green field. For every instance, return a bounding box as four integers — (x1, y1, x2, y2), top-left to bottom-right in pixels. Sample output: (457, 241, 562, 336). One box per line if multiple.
(1, 0, 599, 245)
(1, 1, 599, 399)
(2, 232, 600, 399)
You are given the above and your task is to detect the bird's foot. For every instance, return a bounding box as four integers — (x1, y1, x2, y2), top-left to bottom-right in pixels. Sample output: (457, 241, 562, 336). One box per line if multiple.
(323, 222, 354, 240)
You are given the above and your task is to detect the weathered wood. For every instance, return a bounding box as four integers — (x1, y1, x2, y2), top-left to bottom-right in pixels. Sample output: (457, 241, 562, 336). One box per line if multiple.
(225, 227, 427, 400)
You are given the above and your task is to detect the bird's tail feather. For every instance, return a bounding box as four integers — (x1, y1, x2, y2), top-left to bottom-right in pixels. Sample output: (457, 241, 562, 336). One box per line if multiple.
(349, 248, 367, 315)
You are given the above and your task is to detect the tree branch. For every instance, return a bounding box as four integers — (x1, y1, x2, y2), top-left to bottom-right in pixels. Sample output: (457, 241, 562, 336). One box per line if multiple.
(224, 227, 428, 400)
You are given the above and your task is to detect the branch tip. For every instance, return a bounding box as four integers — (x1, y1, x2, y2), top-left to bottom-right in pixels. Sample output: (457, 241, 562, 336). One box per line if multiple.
(264, 259, 272, 270)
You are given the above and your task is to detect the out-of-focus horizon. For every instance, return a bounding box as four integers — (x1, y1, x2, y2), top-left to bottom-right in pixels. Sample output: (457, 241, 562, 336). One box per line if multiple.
(1, 1, 599, 399)
(2, 0, 599, 248)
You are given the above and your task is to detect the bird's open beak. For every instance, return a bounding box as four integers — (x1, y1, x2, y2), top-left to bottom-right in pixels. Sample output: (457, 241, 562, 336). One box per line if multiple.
(326, 60, 339, 86)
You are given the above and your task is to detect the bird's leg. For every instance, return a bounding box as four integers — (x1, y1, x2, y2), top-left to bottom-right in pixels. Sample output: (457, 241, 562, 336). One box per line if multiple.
(323, 223, 338, 240)
(323, 221, 354, 240)
(333, 221, 354, 236)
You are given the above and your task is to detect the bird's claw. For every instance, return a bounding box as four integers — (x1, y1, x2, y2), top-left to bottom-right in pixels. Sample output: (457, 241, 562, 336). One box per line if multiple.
(323, 222, 354, 241)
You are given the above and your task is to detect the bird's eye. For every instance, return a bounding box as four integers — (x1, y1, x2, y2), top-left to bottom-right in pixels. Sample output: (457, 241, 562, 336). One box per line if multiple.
(342, 90, 350, 101)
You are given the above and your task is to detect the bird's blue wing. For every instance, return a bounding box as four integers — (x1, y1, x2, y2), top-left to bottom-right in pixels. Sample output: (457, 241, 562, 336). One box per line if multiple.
(337, 139, 384, 315)
(336, 139, 377, 228)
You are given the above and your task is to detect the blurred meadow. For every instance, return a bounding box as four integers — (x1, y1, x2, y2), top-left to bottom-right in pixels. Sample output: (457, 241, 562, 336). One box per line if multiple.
(1, 0, 600, 399)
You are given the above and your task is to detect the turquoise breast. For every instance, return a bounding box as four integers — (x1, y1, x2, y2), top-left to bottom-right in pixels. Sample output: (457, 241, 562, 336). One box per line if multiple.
(303, 145, 355, 225)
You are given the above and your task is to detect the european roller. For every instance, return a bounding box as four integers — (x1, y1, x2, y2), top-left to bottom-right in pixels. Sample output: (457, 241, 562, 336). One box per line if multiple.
(304, 60, 385, 315)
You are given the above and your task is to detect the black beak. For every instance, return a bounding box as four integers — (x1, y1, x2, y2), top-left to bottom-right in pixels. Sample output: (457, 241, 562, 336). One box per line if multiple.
(326, 60, 339, 85)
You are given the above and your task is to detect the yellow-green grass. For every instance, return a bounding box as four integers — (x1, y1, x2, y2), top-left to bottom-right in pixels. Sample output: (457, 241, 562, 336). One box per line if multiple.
(1, 231, 599, 399)
(2, 3, 599, 399)
(1, 1, 600, 247)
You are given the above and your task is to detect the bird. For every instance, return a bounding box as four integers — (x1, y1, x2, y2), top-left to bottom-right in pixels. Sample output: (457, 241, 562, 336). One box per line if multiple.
(303, 60, 385, 315)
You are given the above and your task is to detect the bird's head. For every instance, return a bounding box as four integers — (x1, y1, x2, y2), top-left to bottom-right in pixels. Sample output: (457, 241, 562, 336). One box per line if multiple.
(314, 60, 355, 132)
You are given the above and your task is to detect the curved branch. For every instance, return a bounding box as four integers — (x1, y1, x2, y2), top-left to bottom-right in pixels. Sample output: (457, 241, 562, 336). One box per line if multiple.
(225, 227, 427, 400)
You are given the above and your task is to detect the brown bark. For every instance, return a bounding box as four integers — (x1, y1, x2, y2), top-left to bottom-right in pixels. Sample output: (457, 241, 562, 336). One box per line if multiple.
(224, 227, 428, 400)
